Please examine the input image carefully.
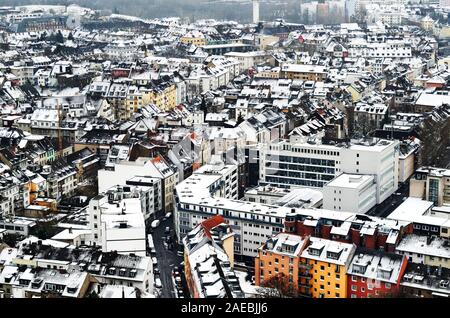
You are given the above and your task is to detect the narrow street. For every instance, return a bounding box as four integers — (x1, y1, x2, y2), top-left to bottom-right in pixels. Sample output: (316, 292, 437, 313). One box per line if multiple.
(151, 216, 184, 298)
(367, 182, 409, 218)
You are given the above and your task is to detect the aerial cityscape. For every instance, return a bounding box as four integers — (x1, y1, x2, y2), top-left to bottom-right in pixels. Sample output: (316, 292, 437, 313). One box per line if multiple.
(0, 0, 449, 300)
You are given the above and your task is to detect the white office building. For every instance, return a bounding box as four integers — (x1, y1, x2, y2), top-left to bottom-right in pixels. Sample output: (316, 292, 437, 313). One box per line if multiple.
(88, 195, 147, 257)
(260, 135, 399, 205)
(174, 162, 287, 261)
(322, 174, 377, 214)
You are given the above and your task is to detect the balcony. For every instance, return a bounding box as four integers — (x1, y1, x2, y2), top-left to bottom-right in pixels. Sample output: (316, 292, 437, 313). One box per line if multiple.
(299, 263, 312, 269)
(298, 272, 312, 279)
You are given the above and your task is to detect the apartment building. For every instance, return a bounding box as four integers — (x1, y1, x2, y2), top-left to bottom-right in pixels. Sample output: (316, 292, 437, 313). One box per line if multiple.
(0, 237, 153, 296)
(354, 103, 388, 131)
(224, 51, 272, 73)
(104, 181, 162, 222)
(88, 195, 147, 257)
(395, 234, 450, 269)
(347, 40, 412, 59)
(180, 31, 207, 46)
(299, 238, 356, 298)
(279, 64, 327, 81)
(174, 162, 287, 262)
(284, 208, 412, 252)
(183, 215, 243, 298)
(98, 156, 178, 214)
(400, 263, 450, 298)
(387, 197, 450, 238)
(410, 167, 450, 207)
(347, 248, 407, 298)
(255, 233, 310, 295)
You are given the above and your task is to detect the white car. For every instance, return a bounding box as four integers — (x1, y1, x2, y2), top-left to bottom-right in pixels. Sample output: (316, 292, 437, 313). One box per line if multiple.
(154, 278, 162, 288)
(165, 212, 172, 219)
(152, 257, 158, 266)
(151, 220, 160, 228)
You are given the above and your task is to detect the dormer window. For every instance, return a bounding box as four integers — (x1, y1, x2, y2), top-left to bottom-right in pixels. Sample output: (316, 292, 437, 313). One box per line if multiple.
(352, 264, 367, 275)
(308, 248, 321, 256)
(327, 251, 340, 260)
(377, 268, 392, 280)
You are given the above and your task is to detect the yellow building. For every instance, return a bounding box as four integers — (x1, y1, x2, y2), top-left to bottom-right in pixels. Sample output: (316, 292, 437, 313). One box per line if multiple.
(255, 233, 310, 296)
(299, 238, 356, 298)
(346, 83, 364, 102)
(180, 31, 207, 46)
(148, 83, 177, 111)
(126, 86, 146, 117)
(280, 63, 327, 82)
(421, 16, 435, 32)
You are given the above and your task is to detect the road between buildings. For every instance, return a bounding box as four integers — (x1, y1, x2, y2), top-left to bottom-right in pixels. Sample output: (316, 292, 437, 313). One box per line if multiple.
(151, 216, 183, 298)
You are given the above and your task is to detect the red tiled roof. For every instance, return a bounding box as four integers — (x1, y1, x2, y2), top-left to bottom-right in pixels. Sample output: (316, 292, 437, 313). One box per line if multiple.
(200, 215, 226, 239)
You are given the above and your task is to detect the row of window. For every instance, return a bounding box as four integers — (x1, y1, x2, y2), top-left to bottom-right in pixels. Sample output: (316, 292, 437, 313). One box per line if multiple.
(266, 176, 327, 188)
(266, 169, 335, 181)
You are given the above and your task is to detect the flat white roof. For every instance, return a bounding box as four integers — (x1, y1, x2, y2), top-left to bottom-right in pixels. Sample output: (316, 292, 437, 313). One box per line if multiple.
(388, 197, 446, 227)
(326, 174, 374, 189)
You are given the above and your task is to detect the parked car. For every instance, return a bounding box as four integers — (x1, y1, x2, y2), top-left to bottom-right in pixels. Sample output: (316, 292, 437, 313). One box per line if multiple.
(154, 278, 162, 288)
(165, 212, 172, 219)
(152, 257, 158, 266)
(151, 220, 160, 228)
(164, 226, 170, 234)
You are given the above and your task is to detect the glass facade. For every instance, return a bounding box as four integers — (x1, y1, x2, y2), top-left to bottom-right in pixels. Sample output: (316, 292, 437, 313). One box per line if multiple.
(265, 155, 336, 188)
(428, 179, 440, 205)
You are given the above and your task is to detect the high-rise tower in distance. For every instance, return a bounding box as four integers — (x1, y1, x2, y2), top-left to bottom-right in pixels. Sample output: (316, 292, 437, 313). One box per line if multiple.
(253, 0, 260, 24)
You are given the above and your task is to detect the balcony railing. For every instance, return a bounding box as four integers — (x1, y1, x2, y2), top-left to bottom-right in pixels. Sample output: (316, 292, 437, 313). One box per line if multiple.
(298, 283, 311, 288)
(299, 263, 312, 269)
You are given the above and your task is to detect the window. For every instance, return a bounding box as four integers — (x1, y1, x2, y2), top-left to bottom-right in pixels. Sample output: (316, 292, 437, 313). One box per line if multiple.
(352, 275, 357, 282)
(351, 285, 357, 291)
(385, 283, 391, 289)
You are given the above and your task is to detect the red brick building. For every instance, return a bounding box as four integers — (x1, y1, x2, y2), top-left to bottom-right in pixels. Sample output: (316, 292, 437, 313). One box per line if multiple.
(284, 209, 413, 253)
(346, 248, 408, 298)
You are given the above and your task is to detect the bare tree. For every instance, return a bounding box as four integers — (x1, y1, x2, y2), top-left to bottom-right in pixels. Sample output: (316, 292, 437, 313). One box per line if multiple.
(256, 273, 298, 298)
